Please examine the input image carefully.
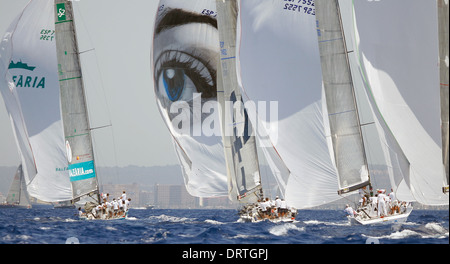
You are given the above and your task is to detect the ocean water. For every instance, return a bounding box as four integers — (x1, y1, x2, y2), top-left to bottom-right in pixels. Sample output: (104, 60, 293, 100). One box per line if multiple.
(0, 208, 448, 245)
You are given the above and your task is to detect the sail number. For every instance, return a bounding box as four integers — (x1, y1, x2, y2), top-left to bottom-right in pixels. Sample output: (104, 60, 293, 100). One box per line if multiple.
(40, 29, 55, 42)
(283, 0, 315, 15)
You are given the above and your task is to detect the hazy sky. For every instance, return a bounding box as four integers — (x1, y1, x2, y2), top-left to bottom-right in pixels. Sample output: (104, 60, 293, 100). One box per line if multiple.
(0, 0, 180, 167)
(0, 0, 385, 170)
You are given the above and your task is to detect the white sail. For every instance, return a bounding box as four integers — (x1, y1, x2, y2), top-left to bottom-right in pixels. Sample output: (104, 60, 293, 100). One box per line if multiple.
(438, 0, 449, 194)
(352, 0, 448, 205)
(0, 0, 72, 202)
(152, 0, 228, 197)
(315, 0, 415, 202)
(236, 0, 340, 208)
(216, 0, 263, 204)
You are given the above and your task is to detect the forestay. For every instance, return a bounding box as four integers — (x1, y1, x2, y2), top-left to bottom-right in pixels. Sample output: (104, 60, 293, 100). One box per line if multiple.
(0, 0, 72, 202)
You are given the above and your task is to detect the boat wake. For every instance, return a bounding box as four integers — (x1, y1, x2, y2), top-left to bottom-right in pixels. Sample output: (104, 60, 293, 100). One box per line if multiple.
(363, 222, 449, 240)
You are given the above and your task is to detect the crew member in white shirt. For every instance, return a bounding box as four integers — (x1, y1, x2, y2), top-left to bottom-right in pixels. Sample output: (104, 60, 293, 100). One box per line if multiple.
(377, 191, 388, 217)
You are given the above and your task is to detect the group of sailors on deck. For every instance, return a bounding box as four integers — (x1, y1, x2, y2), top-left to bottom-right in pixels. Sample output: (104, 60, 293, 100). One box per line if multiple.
(345, 187, 410, 219)
(78, 191, 131, 219)
(256, 196, 294, 220)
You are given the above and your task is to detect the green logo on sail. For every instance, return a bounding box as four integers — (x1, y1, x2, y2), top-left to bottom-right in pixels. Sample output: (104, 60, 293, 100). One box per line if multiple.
(9, 60, 46, 89)
(56, 3, 66, 22)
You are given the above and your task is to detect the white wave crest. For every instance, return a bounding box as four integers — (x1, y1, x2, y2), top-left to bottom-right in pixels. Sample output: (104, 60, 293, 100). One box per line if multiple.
(425, 223, 448, 234)
(205, 219, 224, 225)
(149, 214, 195, 223)
(269, 223, 305, 236)
(304, 220, 350, 226)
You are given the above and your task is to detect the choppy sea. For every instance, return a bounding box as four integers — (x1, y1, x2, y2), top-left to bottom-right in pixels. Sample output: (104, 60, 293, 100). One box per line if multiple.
(0, 208, 447, 245)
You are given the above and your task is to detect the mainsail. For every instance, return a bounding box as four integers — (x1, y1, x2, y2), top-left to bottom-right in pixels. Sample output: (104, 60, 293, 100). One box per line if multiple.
(0, 0, 72, 202)
(236, 0, 339, 208)
(215, 0, 263, 203)
(54, 0, 100, 203)
(5, 164, 31, 207)
(438, 0, 449, 194)
(152, 0, 228, 198)
(352, 0, 448, 205)
(315, 0, 369, 195)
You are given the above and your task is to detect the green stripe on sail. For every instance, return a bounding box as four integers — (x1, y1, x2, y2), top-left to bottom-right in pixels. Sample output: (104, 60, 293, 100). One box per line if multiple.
(59, 76, 81, 82)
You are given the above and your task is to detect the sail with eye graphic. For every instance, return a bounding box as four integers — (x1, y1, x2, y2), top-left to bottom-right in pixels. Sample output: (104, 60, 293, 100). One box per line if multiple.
(152, 0, 228, 198)
(215, 0, 263, 204)
(352, 0, 448, 205)
(0, 0, 73, 202)
(235, 0, 340, 209)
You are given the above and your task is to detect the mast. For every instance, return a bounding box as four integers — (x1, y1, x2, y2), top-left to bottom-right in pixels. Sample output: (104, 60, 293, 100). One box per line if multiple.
(54, 0, 100, 204)
(216, 0, 263, 203)
(315, 0, 370, 195)
(438, 0, 449, 194)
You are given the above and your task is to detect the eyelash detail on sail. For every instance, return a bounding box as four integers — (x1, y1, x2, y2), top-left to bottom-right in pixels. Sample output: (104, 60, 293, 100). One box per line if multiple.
(154, 50, 216, 101)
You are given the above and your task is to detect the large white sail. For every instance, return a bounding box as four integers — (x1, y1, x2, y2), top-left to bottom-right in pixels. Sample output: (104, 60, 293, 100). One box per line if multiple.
(54, 0, 100, 202)
(438, 0, 449, 194)
(236, 0, 340, 208)
(216, 0, 263, 204)
(352, 0, 448, 205)
(152, 0, 228, 197)
(0, 0, 72, 202)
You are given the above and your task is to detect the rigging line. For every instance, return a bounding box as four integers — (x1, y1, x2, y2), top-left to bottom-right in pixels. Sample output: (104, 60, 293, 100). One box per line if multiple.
(90, 124, 112, 131)
(79, 48, 95, 54)
(73, 2, 121, 185)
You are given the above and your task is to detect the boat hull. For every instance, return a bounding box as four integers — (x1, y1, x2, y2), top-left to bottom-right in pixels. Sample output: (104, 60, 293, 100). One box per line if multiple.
(239, 207, 297, 223)
(80, 211, 128, 221)
(349, 207, 413, 225)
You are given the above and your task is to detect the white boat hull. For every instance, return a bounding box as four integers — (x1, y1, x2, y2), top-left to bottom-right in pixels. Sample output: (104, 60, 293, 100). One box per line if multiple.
(348, 207, 413, 225)
(80, 211, 128, 221)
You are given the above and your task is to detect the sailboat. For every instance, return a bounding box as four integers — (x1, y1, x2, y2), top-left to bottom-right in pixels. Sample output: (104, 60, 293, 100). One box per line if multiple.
(215, 0, 297, 222)
(314, 0, 448, 224)
(314, 0, 413, 225)
(0, 0, 124, 220)
(0, 164, 31, 209)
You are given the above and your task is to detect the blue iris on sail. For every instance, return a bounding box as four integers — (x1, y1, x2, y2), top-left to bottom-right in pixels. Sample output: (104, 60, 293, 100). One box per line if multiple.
(163, 68, 185, 101)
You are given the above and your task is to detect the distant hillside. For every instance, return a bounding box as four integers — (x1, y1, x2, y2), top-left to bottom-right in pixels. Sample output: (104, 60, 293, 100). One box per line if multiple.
(0, 165, 184, 195)
(96, 165, 184, 186)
